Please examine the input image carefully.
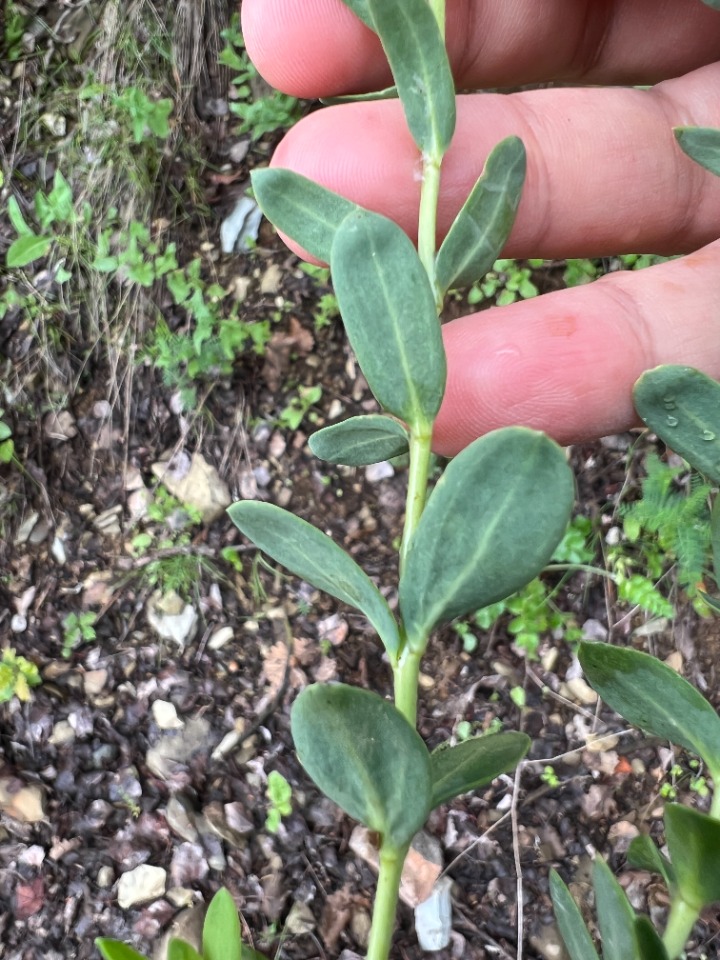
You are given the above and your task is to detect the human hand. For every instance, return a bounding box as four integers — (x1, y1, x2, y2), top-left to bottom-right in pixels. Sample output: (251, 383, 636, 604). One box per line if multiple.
(241, 0, 720, 454)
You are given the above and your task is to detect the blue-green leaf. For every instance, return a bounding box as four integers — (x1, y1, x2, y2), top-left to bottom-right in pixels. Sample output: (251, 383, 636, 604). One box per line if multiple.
(331, 210, 446, 428)
(627, 835, 676, 891)
(203, 889, 241, 960)
(337, 0, 375, 30)
(251, 168, 359, 263)
(309, 415, 409, 466)
(634, 365, 720, 483)
(633, 917, 669, 960)
(429, 732, 530, 808)
(665, 804, 720, 910)
(227, 501, 400, 657)
(367, 0, 455, 156)
(292, 684, 432, 849)
(436, 137, 526, 294)
(593, 858, 635, 960)
(399, 428, 574, 648)
(550, 871, 600, 960)
(675, 126, 720, 176)
(579, 641, 720, 781)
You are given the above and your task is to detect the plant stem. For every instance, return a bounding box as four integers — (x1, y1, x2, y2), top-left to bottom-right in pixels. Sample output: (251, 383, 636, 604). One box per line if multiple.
(394, 645, 422, 724)
(400, 428, 433, 573)
(711, 778, 720, 820)
(365, 844, 408, 960)
(417, 152, 443, 311)
(663, 896, 699, 959)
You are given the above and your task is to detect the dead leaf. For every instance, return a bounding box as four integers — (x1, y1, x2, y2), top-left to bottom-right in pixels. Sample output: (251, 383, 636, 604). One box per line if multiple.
(321, 886, 354, 951)
(15, 878, 44, 920)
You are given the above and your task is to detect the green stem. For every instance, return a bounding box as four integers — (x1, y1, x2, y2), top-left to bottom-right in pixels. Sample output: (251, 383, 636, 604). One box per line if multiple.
(366, 844, 408, 960)
(399, 428, 433, 573)
(417, 152, 443, 311)
(663, 896, 699, 960)
(394, 645, 422, 724)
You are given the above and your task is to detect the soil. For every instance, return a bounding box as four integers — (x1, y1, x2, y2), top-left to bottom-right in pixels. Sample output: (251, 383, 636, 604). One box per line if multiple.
(2, 4, 720, 960)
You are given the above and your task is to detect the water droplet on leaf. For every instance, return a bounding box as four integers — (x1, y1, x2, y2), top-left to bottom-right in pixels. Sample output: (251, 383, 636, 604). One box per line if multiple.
(702, 429, 715, 441)
(666, 416, 678, 427)
(663, 396, 677, 410)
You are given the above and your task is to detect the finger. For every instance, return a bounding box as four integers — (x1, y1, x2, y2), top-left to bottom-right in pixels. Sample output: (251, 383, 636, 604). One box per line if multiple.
(241, 0, 720, 97)
(434, 241, 720, 453)
(269, 67, 720, 260)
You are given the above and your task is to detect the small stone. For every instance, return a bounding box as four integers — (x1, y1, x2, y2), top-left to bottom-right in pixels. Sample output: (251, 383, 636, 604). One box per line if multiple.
(44, 410, 77, 440)
(166, 887, 195, 909)
(83, 670, 108, 696)
(49, 721, 75, 746)
(581, 618, 608, 642)
(350, 909, 372, 949)
(97, 866, 115, 888)
(170, 842, 208, 887)
(146, 590, 199, 648)
(414, 877, 453, 952)
(565, 677, 598, 705)
(365, 461, 394, 483)
(0, 779, 45, 823)
(165, 796, 199, 843)
(418, 672, 434, 691)
(540, 647, 559, 673)
(664, 650, 683, 673)
(117, 864, 167, 909)
(151, 451, 231, 524)
(208, 626, 234, 651)
(284, 902, 316, 936)
(94, 506, 123, 536)
(15, 512, 39, 544)
(152, 700, 184, 730)
(155, 903, 204, 960)
(260, 263, 282, 295)
(50, 536, 67, 565)
(19, 844, 45, 867)
(11, 614, 27, 633)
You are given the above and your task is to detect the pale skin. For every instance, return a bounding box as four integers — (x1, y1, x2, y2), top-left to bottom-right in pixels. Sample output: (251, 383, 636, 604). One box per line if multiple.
(241, 0, 720, 455)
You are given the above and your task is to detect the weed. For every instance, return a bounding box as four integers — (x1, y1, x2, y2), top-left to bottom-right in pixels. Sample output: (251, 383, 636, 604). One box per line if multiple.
(277, 385, 322, 430)
(265, 770, 293, 832)
(0, 410, 15, 464)
(219, 13, 300, 139)
(61, 611, 97, 658)
(0, 648, 41, 703)
(468, 257, 541, 306)
(540, 765, 561, 789)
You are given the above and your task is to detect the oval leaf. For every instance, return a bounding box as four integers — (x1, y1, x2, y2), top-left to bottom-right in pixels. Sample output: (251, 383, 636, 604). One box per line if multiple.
(203, 889, 241, 960)
(593, 858, 635, 960)
(550, 871, 600, 960)
(429, 732, 530, 808)
(627, 835, 676, 891)
(309, 415, 409, 466)
(435, 137, 526, 294)
(228, 501, 400, 657)
(633, 365, 720, 483)
(331, 210, 446, 427)
(579, 641, 720, 780)
(6, 233, 52, 268)
(399, 428, 574, 647)
(251, 168, 359, 263)
(675, 126, 720, 177)
(95, 942, 149, 960)
(633, 917, 669, 960)
(367, 0, 455, 155)
(665, 804, 720, 910)
(167, 941, 203, 960)
(291, 684, 432, 849)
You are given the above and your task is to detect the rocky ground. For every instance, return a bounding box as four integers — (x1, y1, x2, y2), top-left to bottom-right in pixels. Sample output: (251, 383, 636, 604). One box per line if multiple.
(2, 3, 720, 959)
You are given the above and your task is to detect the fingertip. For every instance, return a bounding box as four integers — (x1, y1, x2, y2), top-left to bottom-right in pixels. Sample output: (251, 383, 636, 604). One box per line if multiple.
(241, 0, 387, 97)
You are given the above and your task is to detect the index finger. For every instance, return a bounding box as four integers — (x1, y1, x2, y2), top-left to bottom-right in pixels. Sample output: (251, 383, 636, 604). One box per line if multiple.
(241, 0, 720, 97)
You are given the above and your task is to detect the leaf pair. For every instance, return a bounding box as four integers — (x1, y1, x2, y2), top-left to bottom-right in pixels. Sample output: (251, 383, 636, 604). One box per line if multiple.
(292, 683, 529, 850)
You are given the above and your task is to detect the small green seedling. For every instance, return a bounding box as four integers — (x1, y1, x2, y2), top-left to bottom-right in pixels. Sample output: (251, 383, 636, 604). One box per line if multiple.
(0, 410, 15, 464)
(0, 648, 41, 703)
(265, 770, 293, 833)
(96, 887, 268, 960)
(61, 611, 97, 658)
